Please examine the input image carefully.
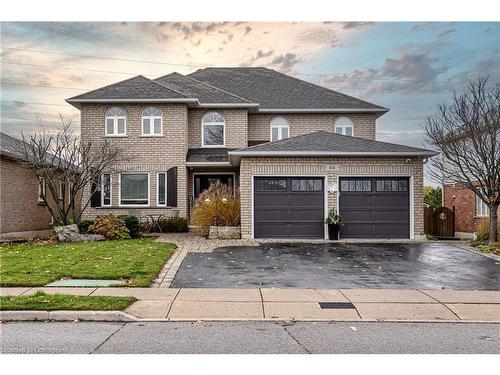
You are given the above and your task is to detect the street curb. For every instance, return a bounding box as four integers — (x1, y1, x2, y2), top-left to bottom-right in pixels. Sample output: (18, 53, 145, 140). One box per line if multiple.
(0, 310, 138, 322)
(452, 242, 500, 262)
(1, 311, 499, 324)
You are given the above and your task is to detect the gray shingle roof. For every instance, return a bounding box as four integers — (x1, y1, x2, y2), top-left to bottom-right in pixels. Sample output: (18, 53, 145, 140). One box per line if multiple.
(155, 73, 253, 104)
(229, 131, 438, 157)
(0, 132, 25, 160)
(67, 75, 190, 102)
(186, 148, 232, 164)
(189, 67, 387, 112)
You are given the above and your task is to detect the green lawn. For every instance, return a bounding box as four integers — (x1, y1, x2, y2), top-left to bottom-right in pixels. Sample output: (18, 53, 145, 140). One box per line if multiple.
(0, 237, 176, 287)
(0, 292, 135, 311)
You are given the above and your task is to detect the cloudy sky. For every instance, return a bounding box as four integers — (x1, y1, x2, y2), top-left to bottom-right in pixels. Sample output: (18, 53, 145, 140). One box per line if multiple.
(1, 21, 499, 151)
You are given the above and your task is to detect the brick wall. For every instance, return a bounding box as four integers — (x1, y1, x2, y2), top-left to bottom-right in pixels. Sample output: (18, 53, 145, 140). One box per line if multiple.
(80, 103, 189, 219)
(188, 108, 248, 149)
(239, 156, 424, 239)
(443, 184, 497, 235)
(248, 113, 377, 142)
(0, 157, 52, 233)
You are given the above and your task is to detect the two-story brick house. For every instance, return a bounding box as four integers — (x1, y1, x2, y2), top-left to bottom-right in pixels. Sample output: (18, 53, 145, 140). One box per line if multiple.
(67, 67, 437, 240)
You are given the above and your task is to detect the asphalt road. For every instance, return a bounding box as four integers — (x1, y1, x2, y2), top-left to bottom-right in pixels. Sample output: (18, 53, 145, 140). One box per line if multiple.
(1, 321, 499, 354)
(172, 242, 500, 289)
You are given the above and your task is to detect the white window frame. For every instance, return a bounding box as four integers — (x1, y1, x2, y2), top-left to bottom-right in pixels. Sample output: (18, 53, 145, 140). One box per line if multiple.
(37, 177, 46, 203)
(270, 116, 290, 142)
(58, 180, 64, 200)
(475, 194, 489, 217)
(201, 112, 225, 148)
(334, 116, 354, 136)
(105, 107, 127, 136)
(118, 172, 150, 207)
(157, 172, 167, 206)
(101, 173, 112, 207)
(141, 107, 163, 136)
(68, 182, 74, 206)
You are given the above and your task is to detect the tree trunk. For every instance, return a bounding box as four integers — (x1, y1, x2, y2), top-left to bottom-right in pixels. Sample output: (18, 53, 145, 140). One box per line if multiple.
(489, 203, 498, 243)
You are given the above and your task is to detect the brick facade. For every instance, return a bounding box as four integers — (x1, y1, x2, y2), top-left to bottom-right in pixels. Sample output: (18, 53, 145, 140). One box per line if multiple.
(239, 156, 425, 240)
(248, 113, 377, 142)
(443, 184, 496, 237)
(188, 108, 248, 149)
(1, 157, 57, 233)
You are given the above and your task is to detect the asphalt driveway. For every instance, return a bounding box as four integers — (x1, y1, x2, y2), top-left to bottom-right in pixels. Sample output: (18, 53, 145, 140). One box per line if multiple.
(171, 242, 500, 289)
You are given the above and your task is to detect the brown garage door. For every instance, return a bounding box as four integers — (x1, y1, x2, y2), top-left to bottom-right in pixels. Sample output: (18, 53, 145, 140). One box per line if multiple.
(254, 177, 324, 238)
(339, 177, 410, 238)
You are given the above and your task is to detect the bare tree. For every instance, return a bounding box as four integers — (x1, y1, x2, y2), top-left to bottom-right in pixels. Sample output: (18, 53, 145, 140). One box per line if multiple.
(15, 116, 123, 225)
(425, 77, 500, 242)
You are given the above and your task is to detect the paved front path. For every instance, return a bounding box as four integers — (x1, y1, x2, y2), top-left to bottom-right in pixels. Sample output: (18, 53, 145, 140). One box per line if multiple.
(2, 321, 499, 354)
(2, 287, 500, 322)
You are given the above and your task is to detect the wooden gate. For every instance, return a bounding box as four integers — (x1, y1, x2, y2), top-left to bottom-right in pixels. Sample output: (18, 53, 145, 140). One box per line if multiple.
(424, 206, 455, 238)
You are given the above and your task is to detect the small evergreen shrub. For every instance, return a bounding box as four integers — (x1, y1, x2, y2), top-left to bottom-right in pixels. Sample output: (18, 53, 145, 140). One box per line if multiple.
(159, 217, 189, 233)
(89, 215, 130, 240)
(117, 215, 141, 238)
(78, 220, 94, 234)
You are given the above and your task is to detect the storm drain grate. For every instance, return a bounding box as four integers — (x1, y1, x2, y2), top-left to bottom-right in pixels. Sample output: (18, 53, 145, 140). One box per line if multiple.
(318, 302, 355, 309)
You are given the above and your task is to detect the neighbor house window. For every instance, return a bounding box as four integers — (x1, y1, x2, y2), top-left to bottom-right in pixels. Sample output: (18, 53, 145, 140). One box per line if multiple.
(142, 107, 162, 136)
(37, 177, 46, 203)
(334, 116, 354, 136)
(157, 172, 167, 206)
(68, 182, 74, 207)
(270, 116, 289, 142)
(58, 180, 64, 200)
(120, 173, 149, 206)
(476, 194, 489, 217)
(202, 112, 225, 147)
(105, 107, 126, 136)
(101, 174, 111, 207)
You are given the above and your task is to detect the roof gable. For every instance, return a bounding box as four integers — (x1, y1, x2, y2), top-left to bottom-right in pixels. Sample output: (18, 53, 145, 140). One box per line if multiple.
(188, 67, 387, 112)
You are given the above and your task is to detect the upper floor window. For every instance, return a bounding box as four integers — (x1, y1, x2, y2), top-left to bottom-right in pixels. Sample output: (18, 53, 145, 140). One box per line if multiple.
(334, 116, 354, 136)
(202, 112, 225, 147)
(142, 107, 162, 136)
(105, 107, 126, 136)
(476, 194, 489, 217)
(270, 116, 289, 142)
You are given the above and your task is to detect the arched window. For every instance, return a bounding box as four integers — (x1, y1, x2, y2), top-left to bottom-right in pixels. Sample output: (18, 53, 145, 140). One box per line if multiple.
(202, 112, 225, 147)
(334, 116, 354, 136)
(270, 116, 290, 142)
(105, 107, 126, 136)
(142, 107, 162, 135)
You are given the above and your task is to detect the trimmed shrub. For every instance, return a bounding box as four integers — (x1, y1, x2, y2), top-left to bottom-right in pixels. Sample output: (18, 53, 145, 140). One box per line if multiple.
(78, 220, 94, 234)
(117, 215, 141, 238)
(159, 217, 189, 233)
(190, 182, 240, 236)
(89, 215, 130, 240)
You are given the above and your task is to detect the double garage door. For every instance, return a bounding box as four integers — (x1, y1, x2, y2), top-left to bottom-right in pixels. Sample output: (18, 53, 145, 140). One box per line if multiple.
(253, 176, 410, 239)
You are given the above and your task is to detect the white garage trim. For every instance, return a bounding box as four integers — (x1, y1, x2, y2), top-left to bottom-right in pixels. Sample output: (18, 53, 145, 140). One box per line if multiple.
(251, 174, 328, 240)
(335, 174, 414, 240)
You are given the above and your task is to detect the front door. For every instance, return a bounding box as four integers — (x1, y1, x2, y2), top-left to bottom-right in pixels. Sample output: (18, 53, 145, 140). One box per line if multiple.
(194, 174, 234, 197)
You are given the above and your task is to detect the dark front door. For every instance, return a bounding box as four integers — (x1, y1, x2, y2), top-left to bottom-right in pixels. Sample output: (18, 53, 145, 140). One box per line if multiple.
(194, 174, 234, 197)
(254, 177, 324, 238)
(339, 177, 410, 238)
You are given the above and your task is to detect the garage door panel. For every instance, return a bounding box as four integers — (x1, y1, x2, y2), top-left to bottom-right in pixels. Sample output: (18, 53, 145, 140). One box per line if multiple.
(254, 177, 324, 239)
(339, 177, 410, 239)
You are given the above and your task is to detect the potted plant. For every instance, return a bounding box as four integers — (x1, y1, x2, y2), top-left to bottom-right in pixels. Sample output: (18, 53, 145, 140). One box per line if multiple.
(324, 208, 345, 240)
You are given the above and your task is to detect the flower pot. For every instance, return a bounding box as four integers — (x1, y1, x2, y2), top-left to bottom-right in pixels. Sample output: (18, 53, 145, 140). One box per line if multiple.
(328, 224, 340, 240)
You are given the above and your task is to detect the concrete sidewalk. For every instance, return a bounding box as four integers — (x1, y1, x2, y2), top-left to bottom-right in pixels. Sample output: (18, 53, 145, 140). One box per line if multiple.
(1, 287, 500, 322)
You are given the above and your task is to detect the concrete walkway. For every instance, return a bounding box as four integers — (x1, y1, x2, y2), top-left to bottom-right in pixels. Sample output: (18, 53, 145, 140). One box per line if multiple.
(2, 287, 500, 322)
